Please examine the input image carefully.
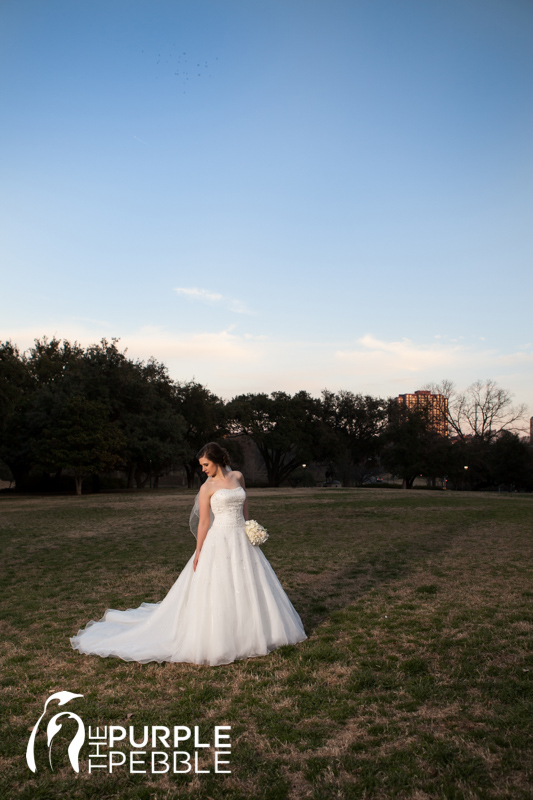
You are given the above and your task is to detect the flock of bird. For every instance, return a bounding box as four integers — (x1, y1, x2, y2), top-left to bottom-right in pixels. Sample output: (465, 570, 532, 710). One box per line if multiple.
(141, 46, 219, 93)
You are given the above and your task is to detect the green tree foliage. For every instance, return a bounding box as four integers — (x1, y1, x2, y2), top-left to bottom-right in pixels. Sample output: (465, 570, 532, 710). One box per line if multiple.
(0, 338, 86, 486)
(1, 340, 529, 494)
(448, 432, 533, 492)
(490, 432, 533, 490)
(77, 341, 186, 488)
(0, 341, 34, 484)
(227, 391, 332, 487)
(34, 395, 126, 495)
(0, 337, 186, 492)
(174, 381, 227, 488)
(320, 390, 388, 485)
(382, 401, 451, 489)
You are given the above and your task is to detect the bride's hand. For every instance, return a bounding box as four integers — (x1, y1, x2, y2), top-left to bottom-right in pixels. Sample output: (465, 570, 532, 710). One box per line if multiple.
(193, 552, 199, 572)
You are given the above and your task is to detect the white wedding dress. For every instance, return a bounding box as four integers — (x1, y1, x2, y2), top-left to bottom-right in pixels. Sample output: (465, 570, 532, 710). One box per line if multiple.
(70, 487, 307, 666)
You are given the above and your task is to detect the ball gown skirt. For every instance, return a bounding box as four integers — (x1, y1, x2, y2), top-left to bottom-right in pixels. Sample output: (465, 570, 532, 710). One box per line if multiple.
(70, 487, 307, 666)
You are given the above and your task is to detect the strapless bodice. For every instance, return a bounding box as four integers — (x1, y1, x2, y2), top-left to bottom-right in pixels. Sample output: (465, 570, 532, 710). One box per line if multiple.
(210, 486, 246, 527)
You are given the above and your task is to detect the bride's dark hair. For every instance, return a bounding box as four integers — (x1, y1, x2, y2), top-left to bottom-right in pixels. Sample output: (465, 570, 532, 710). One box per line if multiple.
(196, 442, 231, 468)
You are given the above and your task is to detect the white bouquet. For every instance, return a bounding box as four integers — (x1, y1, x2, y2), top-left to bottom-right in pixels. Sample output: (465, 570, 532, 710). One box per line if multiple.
(244, 519, 269, 546)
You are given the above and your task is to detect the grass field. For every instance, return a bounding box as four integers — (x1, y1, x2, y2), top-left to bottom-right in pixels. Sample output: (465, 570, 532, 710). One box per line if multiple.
(1, 488, 532, 800)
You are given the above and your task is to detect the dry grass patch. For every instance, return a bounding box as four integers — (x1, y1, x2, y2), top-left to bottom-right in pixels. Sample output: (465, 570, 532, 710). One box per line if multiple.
(1, 488, 532, 799)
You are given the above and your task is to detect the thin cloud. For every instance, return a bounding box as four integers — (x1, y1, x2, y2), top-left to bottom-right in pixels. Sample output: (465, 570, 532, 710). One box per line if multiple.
(1, 324, 530, 411)
(129, 326, 254, 362)
(493, 350, 533, 367)
(226, 298, 252, 315)
(72, 315, 112, 327)
(335, 334, 466, 372)
(174, 287, 252, 315)
(174, 287, 223, 303)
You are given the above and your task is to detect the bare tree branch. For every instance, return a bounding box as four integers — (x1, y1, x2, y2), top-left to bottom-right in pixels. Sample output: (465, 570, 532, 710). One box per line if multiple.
(424, 378, 528, 441)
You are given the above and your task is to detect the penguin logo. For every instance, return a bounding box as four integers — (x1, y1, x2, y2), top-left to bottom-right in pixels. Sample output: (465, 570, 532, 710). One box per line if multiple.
(26, 691, 85, 773)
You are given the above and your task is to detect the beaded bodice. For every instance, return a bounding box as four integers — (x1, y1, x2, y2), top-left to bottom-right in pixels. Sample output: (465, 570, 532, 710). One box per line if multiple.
(210, 486, 246, 527)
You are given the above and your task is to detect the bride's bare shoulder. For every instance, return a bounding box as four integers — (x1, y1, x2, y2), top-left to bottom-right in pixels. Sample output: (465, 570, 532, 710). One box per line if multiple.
(230, 470, 245, 487)
(199, 480, 214, 497)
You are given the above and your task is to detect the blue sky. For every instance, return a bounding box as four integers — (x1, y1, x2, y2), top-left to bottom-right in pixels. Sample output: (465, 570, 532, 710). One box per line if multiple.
(1, 0, 532, 419)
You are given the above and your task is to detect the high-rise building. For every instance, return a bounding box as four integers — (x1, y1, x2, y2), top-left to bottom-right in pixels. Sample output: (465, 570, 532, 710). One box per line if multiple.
(397, 390, 448, 437)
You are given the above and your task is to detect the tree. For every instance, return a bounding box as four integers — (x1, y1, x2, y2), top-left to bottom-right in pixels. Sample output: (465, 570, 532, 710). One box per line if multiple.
(0, 341, 33, 484)
(320, 390, 388, 485)
(76, 340, 186, 488)
(0, 337, 186, 492)
(0, 337, 86, 486)
(489, 432, 533, 490)
(426, 379, 528, 442)
(174, 381, 227, 488)
(35, 395, 125, 495)
(382, 400, 450, 489)
(0, 341, 30, 417)
(451, 432, 533, 492)
(26, 336, 84, 384)
(227, 391, 331, 487)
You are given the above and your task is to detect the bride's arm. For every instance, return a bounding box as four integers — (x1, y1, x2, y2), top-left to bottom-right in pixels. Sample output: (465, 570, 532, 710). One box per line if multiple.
(194, 486, 211, 572)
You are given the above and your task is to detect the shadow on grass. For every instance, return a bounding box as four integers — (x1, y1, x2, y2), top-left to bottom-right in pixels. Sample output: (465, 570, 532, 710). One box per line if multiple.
(293, 524, 458, 634)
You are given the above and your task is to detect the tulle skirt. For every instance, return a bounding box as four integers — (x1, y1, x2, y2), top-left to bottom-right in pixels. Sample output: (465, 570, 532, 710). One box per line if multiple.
(70, 518, 307, 666)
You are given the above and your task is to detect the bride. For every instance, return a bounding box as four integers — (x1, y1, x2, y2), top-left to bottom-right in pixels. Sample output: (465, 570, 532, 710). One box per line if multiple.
(70, 443, 307, 666)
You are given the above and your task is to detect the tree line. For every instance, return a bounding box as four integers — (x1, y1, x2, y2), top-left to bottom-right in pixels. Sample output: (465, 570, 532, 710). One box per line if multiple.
(1, 338, 531, 494)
